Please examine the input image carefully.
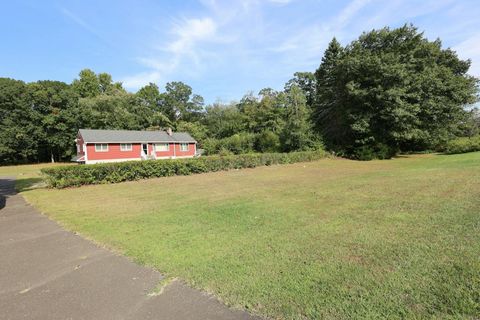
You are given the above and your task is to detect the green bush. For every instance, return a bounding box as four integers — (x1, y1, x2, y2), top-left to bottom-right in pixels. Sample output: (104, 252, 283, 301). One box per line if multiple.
(42, 150, 330, 188)
(255, 131, 280, 153)
(203, 133, 257, 155)
(350, 143, 398, 160)
(443, 135, 480, 154)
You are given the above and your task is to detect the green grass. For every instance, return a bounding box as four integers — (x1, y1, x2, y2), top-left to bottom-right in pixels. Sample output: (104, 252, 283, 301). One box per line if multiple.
(9, 153, 480, 319)
(0, 162, 71, 191)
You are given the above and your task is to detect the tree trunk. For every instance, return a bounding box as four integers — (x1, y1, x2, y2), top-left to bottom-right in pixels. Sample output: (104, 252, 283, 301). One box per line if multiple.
(51, 152, 55, 163)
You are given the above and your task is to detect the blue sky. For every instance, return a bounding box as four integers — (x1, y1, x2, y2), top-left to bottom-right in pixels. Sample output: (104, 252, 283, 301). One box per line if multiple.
(1, 0, 480, 104)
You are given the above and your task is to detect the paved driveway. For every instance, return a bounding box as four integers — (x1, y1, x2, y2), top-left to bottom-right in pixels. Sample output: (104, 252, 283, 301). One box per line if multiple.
(0, 178, 258, 320)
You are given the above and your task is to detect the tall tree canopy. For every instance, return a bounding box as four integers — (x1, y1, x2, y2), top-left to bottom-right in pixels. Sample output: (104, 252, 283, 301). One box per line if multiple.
(313, 25, 478, 159)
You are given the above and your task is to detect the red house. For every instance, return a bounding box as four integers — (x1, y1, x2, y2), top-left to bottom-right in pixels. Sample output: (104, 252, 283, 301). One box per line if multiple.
(73, 129, 197, 164)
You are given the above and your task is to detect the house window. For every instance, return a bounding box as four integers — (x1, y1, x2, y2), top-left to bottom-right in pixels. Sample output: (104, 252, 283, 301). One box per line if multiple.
(155, 143, 169, 152)
(76, 144, 80, 153)
(120, 143, 132, 151)
(95, 143, 109, 152)
(180, 143, 189, 151)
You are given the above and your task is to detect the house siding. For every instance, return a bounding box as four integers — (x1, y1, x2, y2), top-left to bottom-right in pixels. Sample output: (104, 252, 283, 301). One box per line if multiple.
(153, 143, 175, 158)
(152, 143, 196, 158)
(174, 143, 196, 158)
(76, 130, 196, 164)
(87, 143, 142, 161)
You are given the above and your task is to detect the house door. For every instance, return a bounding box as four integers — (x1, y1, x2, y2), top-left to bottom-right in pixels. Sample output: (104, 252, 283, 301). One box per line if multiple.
(142, 143, 148, 156)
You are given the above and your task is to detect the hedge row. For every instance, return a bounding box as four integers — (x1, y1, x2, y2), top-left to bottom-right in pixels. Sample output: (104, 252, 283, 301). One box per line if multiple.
(443, 135, 480, 154)
(41, 151, 330, 188)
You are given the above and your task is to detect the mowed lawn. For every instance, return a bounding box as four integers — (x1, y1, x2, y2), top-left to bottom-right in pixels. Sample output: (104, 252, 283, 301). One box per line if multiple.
(8, 153, 480, 319)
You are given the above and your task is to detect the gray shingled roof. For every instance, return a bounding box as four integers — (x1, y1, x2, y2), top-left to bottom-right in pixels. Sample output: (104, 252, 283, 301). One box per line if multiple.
(79, 129, 196, 143)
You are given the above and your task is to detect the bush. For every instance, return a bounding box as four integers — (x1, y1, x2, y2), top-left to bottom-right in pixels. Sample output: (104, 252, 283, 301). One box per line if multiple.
(42, 150, 330, 188)
(443, 135, 480, 154)
(255, 131, 280, 153)
(202, 133, 256, 155)
(350, 143, 398, 161)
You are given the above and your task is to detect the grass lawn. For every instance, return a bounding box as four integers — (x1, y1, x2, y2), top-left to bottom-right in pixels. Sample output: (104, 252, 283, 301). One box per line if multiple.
(6, 153, 480, 319)
(0, 162, 71, 191)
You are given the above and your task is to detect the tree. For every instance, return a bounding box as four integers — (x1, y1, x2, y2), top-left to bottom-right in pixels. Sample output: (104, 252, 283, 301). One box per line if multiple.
(312, 37, 345, 150)
(280, 85, 315, 151)
(176, 121, 208, 146)
(160, 81, 204, 122)
(137, 83, 162, 111)
(72, 69, 101, 98)
(313, 25, 478, 159)
(285, 72, 316, 107)
(0, 78, 42, 163)
(239, 90, 284, 134)
(203, 102, 246, 138)
(28, 80, 78, 162)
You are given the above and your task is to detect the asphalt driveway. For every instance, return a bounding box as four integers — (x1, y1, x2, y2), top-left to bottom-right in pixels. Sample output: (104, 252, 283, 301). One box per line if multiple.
(0, 178, 258, 320)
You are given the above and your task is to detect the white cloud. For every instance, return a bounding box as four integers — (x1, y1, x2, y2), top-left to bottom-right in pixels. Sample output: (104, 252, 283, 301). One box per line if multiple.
(60, 8, 113, 46)
(335, 0, 372, 28)
(121, 71, 162, 89)
(120, 0, 480, 100)
(268, 0, 294, 5)
(166, 17, 217, 54)
(122, 17, 218, 90)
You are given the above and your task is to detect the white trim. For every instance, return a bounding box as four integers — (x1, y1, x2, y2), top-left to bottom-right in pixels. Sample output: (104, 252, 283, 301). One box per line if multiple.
(83, 143, 88, 162)
(154, 155, 195, 159)
(154, 143, 170, 152)
(95, 143, 109, 152)
(141, 143, 149, 156)
(120, 143, 133, 151)
(85, 158, 141, 164)
(180, 143, 189, 152)
(83, 140, 196, 144)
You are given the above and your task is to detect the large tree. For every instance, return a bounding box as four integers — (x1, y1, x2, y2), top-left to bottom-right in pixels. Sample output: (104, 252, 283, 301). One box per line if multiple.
(0, 78, 42, 163)
(285, 72, 316, 108)
(313, 25, 478, 159)
(28, 80, 78, 162)
(280, 85, 316, 151)
(160, 81, 204, 123)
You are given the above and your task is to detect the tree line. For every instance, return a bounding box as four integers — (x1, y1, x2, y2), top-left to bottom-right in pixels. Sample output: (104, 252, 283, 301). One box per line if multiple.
(1, 24, 478, 164)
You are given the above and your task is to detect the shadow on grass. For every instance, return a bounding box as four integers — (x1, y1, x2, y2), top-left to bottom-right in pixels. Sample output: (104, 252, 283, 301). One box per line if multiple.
(0, 177, 44, 210)
(16, 177, 45, 193)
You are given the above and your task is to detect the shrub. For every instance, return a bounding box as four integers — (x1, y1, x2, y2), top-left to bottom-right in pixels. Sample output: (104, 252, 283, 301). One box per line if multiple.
(202, 133, 256, 155)
(255, 131, 280, 153)
(41, 150, 330, 188)
(350, 143, 398, 161)
(443, 135, 480, 154)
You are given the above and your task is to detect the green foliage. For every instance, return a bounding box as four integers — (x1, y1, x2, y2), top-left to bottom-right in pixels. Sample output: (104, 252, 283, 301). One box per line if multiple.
(41, 150, 329, 188)
(176, 121, 208, 145)
(0, 78, 46, 163)
(203, 103, 246, 139)
(2, 24, 478, 165)
(203, 133, 256, 155)
(160, 81, 204, 122)
(280, 85, 317, 152)
(255, 131, 280, 152)
(71, 69, 101, 98)
(313, 25, 479, 159)
(285, 71, 316, 107)
(443, 135, 480, 154)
